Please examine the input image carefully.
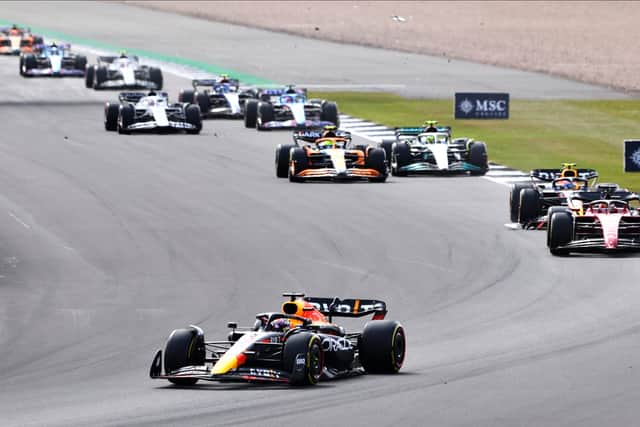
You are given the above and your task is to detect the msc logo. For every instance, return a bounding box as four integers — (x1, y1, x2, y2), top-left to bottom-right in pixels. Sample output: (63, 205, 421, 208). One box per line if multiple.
(455, 93, 509, 119)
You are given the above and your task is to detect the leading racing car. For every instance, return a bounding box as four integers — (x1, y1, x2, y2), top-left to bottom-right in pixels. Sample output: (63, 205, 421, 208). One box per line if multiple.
(275, 126, 388, 182)
(20, 42, 86, 77)
(0, 25, 43, 55)
(104, 91, 201, 134)
(85, 52, 163, 90)
(149, 293, 406, 386)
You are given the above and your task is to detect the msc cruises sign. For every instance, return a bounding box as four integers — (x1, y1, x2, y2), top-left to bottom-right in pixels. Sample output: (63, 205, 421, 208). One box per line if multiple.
(455, 92, 509, 119)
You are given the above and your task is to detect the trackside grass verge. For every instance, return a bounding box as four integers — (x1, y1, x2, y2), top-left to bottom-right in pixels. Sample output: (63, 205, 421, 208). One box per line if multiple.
(309, 92, 640, 192)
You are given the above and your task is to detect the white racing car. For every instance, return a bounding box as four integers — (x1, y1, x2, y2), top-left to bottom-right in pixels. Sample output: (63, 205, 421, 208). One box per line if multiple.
(104, 91, 201, 134)
(86, 53, 163, 90)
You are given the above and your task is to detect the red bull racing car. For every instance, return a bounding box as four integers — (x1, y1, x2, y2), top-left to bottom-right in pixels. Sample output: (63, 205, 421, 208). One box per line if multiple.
(149, 293, 406, 386)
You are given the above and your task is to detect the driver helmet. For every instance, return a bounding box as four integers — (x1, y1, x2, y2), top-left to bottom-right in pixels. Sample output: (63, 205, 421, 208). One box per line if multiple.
(119, 50, 128, 58)
(284, 84, 297, 94)
(321, 125, 337, 138)
(271, 318, 291, 331)
(219, 73, 230, 83)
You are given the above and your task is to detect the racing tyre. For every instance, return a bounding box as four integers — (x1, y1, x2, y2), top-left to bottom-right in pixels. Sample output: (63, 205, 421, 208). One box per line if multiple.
(178, 89, 195, 103)
(149, 67, 163, 90)
(22, 54, 36, 77)
(547, 211, 573, 256)
(163, 327, 205, 386)
(104, 103, 119, 131)
(74, 55, 87, 73)
(94, 66, 108, 89)
(85, 65, 95, 88)
(275, 144, 294, 178)
(185, 105, 202, 134)
(468, 141, 488, 175)
(391, 142, 410, 176)
(320, 101, 339, 126)
(360, 320, 406, 374)
(379, 140, 394, 169)
(19, 56, 24, 76)
(244, 99, 259, 128)
(257, 102, 274, 131)
(289, 147, 308, 182)
(282, 332, 323, 386)
(118, 105, 135, 134)
(518, 188, 540, 224)
(195, 92, 210, 117)
(509, 183, 531, 223)
(366, 148, 387, 183)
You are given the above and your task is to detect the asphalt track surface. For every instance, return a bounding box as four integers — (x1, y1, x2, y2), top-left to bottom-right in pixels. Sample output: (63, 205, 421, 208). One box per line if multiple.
(1, 3, 640, 427)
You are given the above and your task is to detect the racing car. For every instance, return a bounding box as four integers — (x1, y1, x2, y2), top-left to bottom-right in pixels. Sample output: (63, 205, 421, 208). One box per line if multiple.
(178, 76, 259, 119)
(149, 293, 406, 386)
(275, 126, 387, 182)
(547, 198, 640, 255)
(19, 42, 86, 77)
(0, 25, 43, 55)
(380, 121, 488, 175)
(104, 91, 201, 134)
(85, 53, 163, 90)
(244, 85, 339, 130)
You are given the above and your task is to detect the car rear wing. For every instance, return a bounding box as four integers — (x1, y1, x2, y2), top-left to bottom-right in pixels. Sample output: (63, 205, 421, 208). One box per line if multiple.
(304, 297, 387, 320)
(118, 92, 146, 103)
(395, 126, 451, 137)
(292, 129, 351, 143)
(192, 78, 240, 89)
(530, 168, 598, 181)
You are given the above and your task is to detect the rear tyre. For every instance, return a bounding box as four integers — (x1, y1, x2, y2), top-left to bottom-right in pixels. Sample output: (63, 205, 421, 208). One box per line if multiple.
(118, 105, 135, 134)
(244, 99, 259, 128)
(275, 144, 294, 178)
(185, 105, 202, 134)
(163, 327, 205, 386)
(518, 188, 540, 224)
(391, 142, 410, 176)
(85, 65, 95, 88)
(104, 103, 119, 131)
(74, 55, 87, 73)
(468, 141, 488, 175)
(257, 102, 274, 130)
(289, 147, 308, 182)
(95, 66, 108, 89)
(509, 183, 530, 223)
(360, 320, 406, 374)
(379, 140, 394, 169)
(547, 211, 573, 256)
(149, 67, 163, 90)
(195, 92, 210, 116)
(320, 101, 339, 126)
(366, 148, 387, 182)
(178, 89, 195, 103)
(282, 333, 323, 386)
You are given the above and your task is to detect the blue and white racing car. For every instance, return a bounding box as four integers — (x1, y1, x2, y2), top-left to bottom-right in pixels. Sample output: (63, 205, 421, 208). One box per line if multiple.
(20, 42, 86, 77)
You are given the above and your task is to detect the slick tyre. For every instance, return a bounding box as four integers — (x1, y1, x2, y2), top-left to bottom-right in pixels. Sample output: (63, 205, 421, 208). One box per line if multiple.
(360, 320, 406, 374)
(283, 333, 323, 386)
(74, 55, 87, 73)
(195, 92, 210, 116)
(518, 188, 540, 224)
(320, 101, 339, 126)
(244, 99, 259, 128)
(164, 327, 205, 386)
(85, 65, 95, 88)
(547, 211, 573, 256)
(185, 105, 202, 134)
(257, 102, 274, 130)
(275, 144, 294, 178)
(149, 67, 163, 90)
(468, 141, 488, 175)
(379, 140, 394, 169)
(289, 147, 308, 182)
(22, 54, 36, 77)
(509, 183, 530, 223)
(118, 105, 135, 134)
(366, 148, 387, 183)
(391, 142, 410, 176)
(178, 89, 195, 103)
(104, 103, 119, 131)
(94, 66, 108, 89)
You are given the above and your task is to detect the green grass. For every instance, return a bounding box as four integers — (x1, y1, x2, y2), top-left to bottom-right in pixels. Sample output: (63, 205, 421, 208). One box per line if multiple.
(309, 92, 640, 191)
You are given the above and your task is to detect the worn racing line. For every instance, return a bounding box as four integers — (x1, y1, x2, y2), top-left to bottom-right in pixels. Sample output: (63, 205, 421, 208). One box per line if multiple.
(1, 3, 640, 427)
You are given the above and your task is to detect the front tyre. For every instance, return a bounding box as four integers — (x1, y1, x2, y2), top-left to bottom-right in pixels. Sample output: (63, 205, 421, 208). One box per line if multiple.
(468, 141, 488, 175)
(104, 103, 119, 131)
(366, 147, 387, 182)
(360, 320, 406, 374)
(282, 332, 323, 386)
(185, 104, 202, 134)
(163, 327, 205, 386)
(275, 144, 294, 178)
(289, 147, 308, 182)
(244, 99, 259, 128)
(85, 65, 95, 88)
(149, 67, 163, 90)
(547, 211, 573, 256)
(320, 101, 339, 126)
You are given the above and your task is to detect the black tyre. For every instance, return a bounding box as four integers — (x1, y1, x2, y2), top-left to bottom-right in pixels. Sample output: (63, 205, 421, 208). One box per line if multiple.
(19, 56, 24, 76)
(244, 99, 259, 128)
(95, 66, 108, 89)
(360, 320, 406, 374)
(379, 140, 394, 168)
(509, 183, 530, 223)
(22, 54, 36, 77)
(391, 142, 410, 176)
(185, 104, 202, 134)
(468, 141, 488, 175)
(518, 188, 540, 224)
(275, 144, 294, 178)
(85, 65, 95, 88)
(289, 147, 308, 182)
(257, 102, 275, 130)
(104, 103, 119, 131)
(74, 55, 87, 72)
(178, 89, 195, 103)
(118, 104, 135, 134)
(149, 67, 163, 90)
(163, 327, 205, 386)
(547, 211, 573, 256)
(366, 148, 387, 183)
(320, 101, 339, 126)
(282, 332, 323, 386)
(195, 92, 210, 116)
